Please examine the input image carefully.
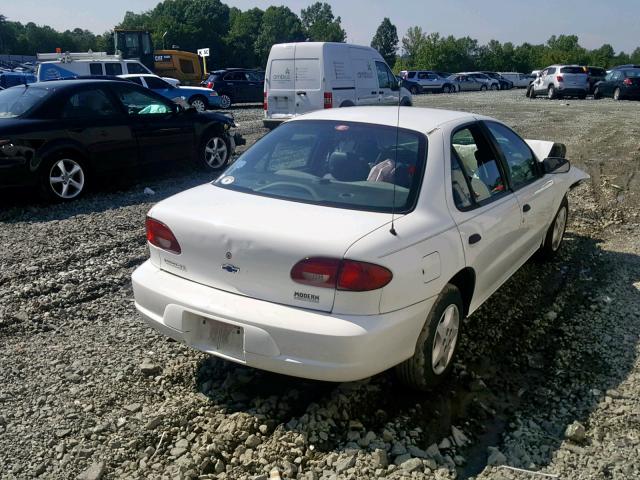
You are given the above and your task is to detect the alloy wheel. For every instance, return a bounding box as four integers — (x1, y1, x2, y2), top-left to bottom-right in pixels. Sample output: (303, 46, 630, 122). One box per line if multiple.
(49, 158, 85, 200)
(204, 137, 228, 169)
(190, 98, 206, 112)
(219, 95, 231, 109)
(431, 304, 460, 375)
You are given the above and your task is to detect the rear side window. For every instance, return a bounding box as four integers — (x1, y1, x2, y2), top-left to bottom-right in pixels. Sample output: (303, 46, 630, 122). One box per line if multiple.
(105, 63, 123, 76)
(89, 63, 103, 75)
(127, 77, 144, 86)
(451, 126, 507, 205)
(625, 70, 640, 78)
(62, 89, 119, 119)
(215, 120, 427, 214)
(546, 67, 556, 74)
(145, 76, 170, 89)
(561, 67, 584, 74)
(407, 71, 416, 79)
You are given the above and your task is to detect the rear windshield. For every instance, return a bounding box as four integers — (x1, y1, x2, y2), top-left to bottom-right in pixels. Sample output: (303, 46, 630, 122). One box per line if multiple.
(215, 120, 427, 213)
(588, 67, 606, 75)
(0, 85, 51, 118)
(625, 70, 640, 78)
(561, 67, 586, 74)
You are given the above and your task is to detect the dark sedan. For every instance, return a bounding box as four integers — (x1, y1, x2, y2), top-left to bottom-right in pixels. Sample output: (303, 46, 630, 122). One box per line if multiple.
(0, 79, 244, 201)
(594, 69, 640, 101)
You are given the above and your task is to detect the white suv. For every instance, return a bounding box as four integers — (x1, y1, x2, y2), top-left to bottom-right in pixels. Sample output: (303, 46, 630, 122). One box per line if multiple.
(529, 65, 589, 99)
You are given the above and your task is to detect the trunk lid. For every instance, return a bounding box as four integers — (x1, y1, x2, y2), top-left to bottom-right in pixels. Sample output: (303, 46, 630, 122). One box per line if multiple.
(149, 184, 389, 312)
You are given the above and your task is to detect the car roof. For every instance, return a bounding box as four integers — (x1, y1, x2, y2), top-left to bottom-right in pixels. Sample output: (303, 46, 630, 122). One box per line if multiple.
(22, 79, 127, 89)
(119, 74, 161, 78)
(290, 106, 484, 135)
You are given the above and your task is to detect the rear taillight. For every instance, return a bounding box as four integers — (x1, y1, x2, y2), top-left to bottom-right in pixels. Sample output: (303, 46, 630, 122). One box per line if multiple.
(624, 78, 633, 86)
(556, 75, 564, 82)
(145, 217, 181, 254)
(323, 92, 333, 109)
(291, 257, 392, 292)
(263, 91, 268, 111)
(206, 81, 214, 89)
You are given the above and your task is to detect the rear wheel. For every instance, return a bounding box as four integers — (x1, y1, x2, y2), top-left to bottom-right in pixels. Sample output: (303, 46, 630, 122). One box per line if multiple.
(396, 284, 463, 390)
(40, 154, 88, 202)
(593, 87, 601, 99)
(480, 85, 487, 91)
(490, 83, 498, 90)
(400, 97, 412, 106)
(538, 197, 568, 261)
(613, 88, 622, 101)
(410, 85, 419, 95)
(219, 94, 232, 109)
(548, 86, 556, 99)
(200, 133, 230, 170)
(189, 96, 207, 112)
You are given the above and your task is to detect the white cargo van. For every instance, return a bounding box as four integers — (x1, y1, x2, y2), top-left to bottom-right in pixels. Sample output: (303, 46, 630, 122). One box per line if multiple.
(263, 42, 411, 128)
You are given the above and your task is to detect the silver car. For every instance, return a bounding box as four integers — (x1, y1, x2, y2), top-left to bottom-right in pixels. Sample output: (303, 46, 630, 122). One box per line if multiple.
(529, 65, 589, 99)
(458, 72, 500, 90)
(400, 70, 458, 93)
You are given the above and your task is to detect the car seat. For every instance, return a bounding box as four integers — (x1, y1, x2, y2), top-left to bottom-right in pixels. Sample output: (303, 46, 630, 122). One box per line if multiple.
(328, 152, 369, 182)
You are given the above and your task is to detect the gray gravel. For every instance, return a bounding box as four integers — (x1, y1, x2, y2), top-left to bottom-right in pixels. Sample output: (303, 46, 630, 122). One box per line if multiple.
(1, 91, 639, 479)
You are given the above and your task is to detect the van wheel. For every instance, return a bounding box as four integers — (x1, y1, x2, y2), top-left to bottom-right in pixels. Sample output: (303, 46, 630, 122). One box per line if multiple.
(537, 197, 568, 261)
(410, 85, 419, 95)
(396, 284, 463, 391)
(40, 154, 88, 202)
(400, 97, 412, 106)
(339, 101, 355, 107)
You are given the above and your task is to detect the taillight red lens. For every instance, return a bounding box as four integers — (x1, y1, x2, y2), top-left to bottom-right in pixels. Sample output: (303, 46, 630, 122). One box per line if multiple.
(624, 78, 633, 86)
(556, 75, 564, 82)
(145, 217, 181, 254)
(290, 257, 392, 291)
(323, 92, 333, 108)
(263, 91, 268, 111)
(337, 260, 393, 292)
(207, 81, 214, 89)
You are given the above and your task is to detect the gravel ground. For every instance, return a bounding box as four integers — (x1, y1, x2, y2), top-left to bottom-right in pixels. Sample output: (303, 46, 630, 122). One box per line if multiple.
(1, 91, 639, 480)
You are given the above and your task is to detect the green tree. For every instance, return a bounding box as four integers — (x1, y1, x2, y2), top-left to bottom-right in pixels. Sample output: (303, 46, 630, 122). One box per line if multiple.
(254, 6, 304, 65)
(401, 26, 426, 66)
(225, 7, 263, 67)
(371, 17, 398, 67)
(300, 2, 345, 42)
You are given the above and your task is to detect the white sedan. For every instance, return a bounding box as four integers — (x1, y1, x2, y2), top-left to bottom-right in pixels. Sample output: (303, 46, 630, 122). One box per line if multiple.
(132, 107, 588, 390)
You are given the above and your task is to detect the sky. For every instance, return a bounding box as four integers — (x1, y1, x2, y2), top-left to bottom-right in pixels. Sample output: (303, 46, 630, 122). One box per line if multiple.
(2, 0, 639, 53)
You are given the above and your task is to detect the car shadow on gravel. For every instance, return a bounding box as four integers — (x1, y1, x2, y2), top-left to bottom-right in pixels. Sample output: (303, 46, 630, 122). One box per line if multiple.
(0, 163, 219, 223)
(192, 230, 640, 478)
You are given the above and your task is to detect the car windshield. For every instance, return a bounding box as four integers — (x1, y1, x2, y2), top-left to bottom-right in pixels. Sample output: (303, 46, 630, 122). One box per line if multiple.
(0, 85, 51, 118)
(214, 120, 427, 213)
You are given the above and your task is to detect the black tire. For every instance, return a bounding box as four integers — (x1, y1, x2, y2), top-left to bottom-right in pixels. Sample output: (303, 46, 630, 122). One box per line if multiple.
(199, 132, 230, 171)
(396, 284, 463, 391)
(39, 152, 89, 202)
(218, 94, 232, 109)
(593, 87, 601, 99)
(548, 86, 556, 100)
(537, 197, 568, 261)
(577, 94, 587, 100)
(400, 97, 412, 106)
(410, 85, 419, 95)
(613, 88, 622, 101)
(189, 95, 208, 112)
(339, 101, 355, 108)
(480, 85, 487, 91)
(529, 86, 536, 98)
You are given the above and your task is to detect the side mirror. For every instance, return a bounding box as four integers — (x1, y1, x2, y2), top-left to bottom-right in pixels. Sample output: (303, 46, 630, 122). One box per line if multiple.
(543, 157, 570, 174)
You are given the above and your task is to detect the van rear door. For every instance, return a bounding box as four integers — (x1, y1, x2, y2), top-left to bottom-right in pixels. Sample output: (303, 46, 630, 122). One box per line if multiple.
(291, 43, 322, 115)
(266, 44, 296, 120)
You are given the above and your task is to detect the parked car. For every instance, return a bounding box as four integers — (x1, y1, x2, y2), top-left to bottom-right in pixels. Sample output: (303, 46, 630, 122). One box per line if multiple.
(593, 68, 640, 100)
(584, 66, 607, 93)
(0, 79, 244, 201)
(529, 65, 589, 99)
(132, 106, 588, 389)
(458, 72, 500, 90)
(449, 74, 486, 91)
(400, 70, 458, 93)
(263, 42, 412, 129)
(120, 74, 222, 111)
(499, 72, 535, 88)
(396, 75, 423, 95)
(612, 64, 640, 70)
(480, 71, 513, 90)
(201, 68, 264, 109)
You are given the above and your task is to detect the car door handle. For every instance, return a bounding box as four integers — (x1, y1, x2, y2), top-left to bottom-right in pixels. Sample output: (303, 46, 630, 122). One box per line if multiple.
(523, 204, 532, 212)
(379, 91, 384, 94)
(371, 91, 377, 95)
(469, 233, 482, 245)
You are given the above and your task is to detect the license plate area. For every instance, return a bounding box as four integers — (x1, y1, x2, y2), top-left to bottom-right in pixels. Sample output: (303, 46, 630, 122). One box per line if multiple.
(184, 311, 245, 361)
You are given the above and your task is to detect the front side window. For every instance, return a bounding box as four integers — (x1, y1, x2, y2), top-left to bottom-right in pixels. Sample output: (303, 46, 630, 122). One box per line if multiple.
(105, 63, 123, 76)
(113, 85, 172, 115)
(451, 126, 507, 205)
(375, 61, 391, 89)
(215, 120, 427, 213)
(61, 89, 119, 119)
(485, 122, 539, 189)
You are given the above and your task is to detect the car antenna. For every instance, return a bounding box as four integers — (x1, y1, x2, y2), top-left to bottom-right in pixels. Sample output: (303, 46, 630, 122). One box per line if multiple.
(389, 74, 401, 236)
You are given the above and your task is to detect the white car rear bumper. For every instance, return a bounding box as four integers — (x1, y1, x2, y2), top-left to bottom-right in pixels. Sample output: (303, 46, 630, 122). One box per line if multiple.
(132, 260, 433, 382)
